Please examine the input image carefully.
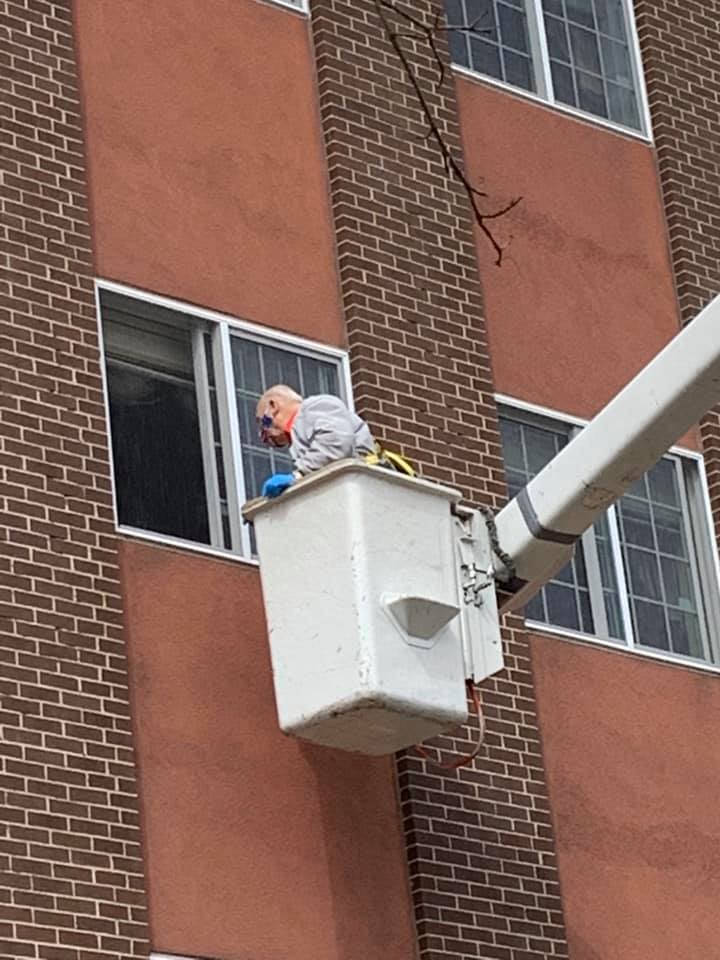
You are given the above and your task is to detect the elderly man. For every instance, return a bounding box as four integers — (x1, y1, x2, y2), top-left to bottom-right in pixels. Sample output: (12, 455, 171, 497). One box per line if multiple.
(256, 384, 376, 498)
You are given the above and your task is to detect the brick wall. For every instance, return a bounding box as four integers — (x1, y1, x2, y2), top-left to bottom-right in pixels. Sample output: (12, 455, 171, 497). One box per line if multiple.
(0, 2, 151, 957)
(310, 2, 569, 957)
(634, 1, 720, 540)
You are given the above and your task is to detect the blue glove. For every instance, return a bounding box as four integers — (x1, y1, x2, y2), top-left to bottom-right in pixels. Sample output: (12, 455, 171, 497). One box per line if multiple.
(261, 473, 295, 498)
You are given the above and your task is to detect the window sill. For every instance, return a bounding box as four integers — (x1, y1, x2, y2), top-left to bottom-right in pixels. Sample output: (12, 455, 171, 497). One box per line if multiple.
(117, 525, 259, 567)
(452, 64, 653, 145)
(525, 619, 720, 676)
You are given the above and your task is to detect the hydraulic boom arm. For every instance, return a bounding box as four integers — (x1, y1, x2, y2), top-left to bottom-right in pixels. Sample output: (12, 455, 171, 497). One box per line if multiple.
(493, 294, 720, 612)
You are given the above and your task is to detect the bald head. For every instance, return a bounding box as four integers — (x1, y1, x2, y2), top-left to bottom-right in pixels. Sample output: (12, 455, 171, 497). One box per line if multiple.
(257, 384, 302, 409)
(256, 384, 303, 448)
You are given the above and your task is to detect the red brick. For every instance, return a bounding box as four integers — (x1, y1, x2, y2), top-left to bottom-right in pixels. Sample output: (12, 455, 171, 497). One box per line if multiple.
(0, 2, 150, 957)
(310, 2, 568, 957)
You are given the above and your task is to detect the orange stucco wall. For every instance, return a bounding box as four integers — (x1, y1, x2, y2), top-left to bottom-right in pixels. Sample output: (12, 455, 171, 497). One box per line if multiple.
(74, 0, 344, 346)
(456, 79, 687, 428)
(119, 540, 416, 960)
(531, 633, 720, 959)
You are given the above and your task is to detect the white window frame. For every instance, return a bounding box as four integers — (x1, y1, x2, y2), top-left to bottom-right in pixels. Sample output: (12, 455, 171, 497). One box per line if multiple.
(497, 392, 720, 672)
(150, 955, 205, 960)
(95, 279, 352, 566)
(450, 0, 653, 142)
(260, 0, 308, 14)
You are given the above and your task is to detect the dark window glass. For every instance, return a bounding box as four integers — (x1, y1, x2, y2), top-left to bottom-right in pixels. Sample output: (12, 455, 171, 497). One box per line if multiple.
(106, 358, 210, 544)
(544, 0, 641, 129)
(617, 457, 707, 659)
(545, 15, 570, 62)
(446, 0, 534, 91)
(565, 0, 594, 28)
(498, 2, 529, 52)
(504, 49, 532, 89)
(551, 60, 577, 106)
(577, 69, 608, 116)
(595, 0, 626, 39)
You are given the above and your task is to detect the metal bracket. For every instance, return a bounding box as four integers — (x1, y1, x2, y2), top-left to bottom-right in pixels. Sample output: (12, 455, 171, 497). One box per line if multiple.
(460, 560, 495, 607)
(454, 507, 504, 683)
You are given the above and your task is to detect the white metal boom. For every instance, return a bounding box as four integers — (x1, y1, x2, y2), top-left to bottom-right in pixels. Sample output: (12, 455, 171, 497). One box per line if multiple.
(494, 294, 720, 612)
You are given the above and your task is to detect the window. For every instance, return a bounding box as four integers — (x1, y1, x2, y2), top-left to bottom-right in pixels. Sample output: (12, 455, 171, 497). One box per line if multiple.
(100, 287, 345, 558)
(269, 0, 306, 9)
(499, 405, 720, 665)
(445, 0, 646, 133)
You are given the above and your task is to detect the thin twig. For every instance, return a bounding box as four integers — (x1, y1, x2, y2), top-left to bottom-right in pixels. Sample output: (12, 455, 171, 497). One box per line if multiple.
(374, 0, 521, 265)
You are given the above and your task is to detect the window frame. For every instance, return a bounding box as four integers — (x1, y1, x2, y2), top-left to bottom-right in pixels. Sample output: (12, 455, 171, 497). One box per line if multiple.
(450, 0, 653, 141)
(261, 0, 308, 14)
(496, 393, 720, 671)
(95, 279, 352, 565)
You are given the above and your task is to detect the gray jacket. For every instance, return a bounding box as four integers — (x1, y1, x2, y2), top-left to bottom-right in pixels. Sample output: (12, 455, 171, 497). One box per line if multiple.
(290, 394, 375, 476)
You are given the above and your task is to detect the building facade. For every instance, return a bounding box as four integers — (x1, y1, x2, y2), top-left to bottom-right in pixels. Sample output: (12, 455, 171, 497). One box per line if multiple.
(3, 1, 720, 959)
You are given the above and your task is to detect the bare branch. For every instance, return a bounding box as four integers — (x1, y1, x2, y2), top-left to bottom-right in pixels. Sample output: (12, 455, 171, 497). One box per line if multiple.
(373, 0, 521, 265)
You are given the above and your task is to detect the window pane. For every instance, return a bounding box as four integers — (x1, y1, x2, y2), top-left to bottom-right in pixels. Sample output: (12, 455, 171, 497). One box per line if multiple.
(660, 557, 694, 609)
(570, 25, 601, 73)
(465, 0, 498, 38)
(668, 609, 703, 659)
(607, 81, 640, 128)
(469, 36, 502, 79)
(445, 0, 464, 26)
(648, 457, 680, 506)
(595, 0, 626, 39)
(262, 345, 302, 392)
(232, 340, 263, 393)
(618, 496, 654, 549)
(604, 591, 624, 641)
(101, 295, 215, 546)
(107, 362, 210, 544)
(525, 591, 545, 622)
(617, 455, 710, 661)
(600, 36, 632, 84)
(231, 336, 342, 506)
(545, 15, 570, 62)
(596, 524, 617, 589)
(654, 505, 686, 557)
(525, 425, 560, 473)
(448, 25, 471, 67)
(449, 0, 535, 91)
(543, 0, 642, 129)
(577, 69, 608, 117)
(551, 60, 577, 106)
(503, 49, 533, 89)
(546, 584, 581, 631)
(578, 589, 594, 634)
(633, 599, 668, 650)
(499, 418, 525, 470)
(301, 356, 339, 396)
(565, 0, 594, 28)
(625, 547, 662, 601)
(505, 468, 527, 498)
(498, 2, 529, 52)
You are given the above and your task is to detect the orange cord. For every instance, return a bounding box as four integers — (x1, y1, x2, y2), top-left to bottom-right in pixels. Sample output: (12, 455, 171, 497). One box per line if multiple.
(415, 679, 485, 770)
